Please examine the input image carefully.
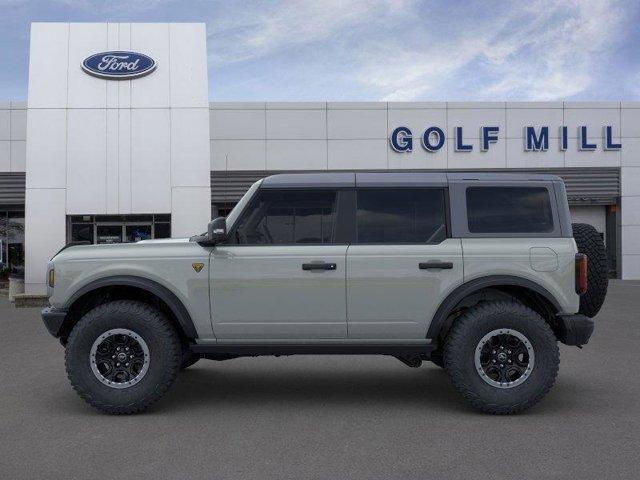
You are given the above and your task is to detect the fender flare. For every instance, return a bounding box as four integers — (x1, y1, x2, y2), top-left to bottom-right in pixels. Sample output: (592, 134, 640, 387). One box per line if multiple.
(64, 275, 198, 339)
(426, 275, 562, 340)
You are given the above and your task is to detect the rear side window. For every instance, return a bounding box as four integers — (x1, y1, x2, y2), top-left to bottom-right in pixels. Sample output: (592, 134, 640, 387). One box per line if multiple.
(356, 188, 447, 244)
(466, 187, 554, 233)
(233, 189, 337, 244)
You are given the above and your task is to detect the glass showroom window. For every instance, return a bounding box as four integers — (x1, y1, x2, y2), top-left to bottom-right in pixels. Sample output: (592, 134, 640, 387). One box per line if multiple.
(0, 210, 25, 278)
(67, 215, 171, 244)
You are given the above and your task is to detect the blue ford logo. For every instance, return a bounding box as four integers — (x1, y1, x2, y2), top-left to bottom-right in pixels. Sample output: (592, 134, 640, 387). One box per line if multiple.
(82, 51, 156, 80)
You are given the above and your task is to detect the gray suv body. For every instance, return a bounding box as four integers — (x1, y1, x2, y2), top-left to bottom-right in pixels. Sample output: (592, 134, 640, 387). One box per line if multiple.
(42, 172, 604, 414)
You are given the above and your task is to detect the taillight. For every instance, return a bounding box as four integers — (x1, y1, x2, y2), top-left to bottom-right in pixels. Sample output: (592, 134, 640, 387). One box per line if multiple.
(575, 253, 587, 295)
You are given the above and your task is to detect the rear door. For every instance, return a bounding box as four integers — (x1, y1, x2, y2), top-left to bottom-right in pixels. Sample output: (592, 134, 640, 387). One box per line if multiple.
(346, 187, 463, 339)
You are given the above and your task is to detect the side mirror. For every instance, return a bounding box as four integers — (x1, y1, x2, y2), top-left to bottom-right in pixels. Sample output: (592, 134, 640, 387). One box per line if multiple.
(207, 217, 227, 244)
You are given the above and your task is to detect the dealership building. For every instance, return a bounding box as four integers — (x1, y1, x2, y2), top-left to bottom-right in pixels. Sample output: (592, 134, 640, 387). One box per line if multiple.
(1, 22, 640, 294)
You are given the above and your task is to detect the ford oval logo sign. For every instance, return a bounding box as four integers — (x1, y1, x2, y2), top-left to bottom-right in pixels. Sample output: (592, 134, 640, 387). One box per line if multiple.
(82, 51, 156, 80)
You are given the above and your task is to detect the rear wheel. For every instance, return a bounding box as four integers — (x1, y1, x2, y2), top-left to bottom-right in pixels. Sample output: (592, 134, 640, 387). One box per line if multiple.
(443, 301, 559, 414)
(65, 300, 181, 414)
(180, 350, 200, 370)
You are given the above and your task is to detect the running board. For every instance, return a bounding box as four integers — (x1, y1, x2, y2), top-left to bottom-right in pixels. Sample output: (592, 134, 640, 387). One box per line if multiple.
(190, 343, 436, 357)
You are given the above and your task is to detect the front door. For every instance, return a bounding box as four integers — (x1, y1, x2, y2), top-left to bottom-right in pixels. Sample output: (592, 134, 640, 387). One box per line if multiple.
(210, 188, 348, 339)
(346, 188, 463, 339)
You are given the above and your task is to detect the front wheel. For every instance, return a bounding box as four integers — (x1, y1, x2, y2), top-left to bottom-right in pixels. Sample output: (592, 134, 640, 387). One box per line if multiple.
(65, 300, 182, 414)
(443, 301, 559, 414)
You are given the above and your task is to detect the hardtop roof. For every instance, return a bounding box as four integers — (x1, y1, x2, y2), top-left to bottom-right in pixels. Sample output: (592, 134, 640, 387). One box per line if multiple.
(261, 171, 563, 188)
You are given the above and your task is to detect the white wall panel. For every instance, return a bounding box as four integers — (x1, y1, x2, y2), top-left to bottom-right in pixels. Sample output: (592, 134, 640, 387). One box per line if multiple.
(106, 23, 119, 108)
(169, 23, 208, 108)
(447, 138, 506, 169)
(621, 254, 640, 280)
(105, 108, 119, 213)
(117, 23, 132, 109)
(387, 108, 447, 139)
(11, 141, 26, 172)
(171, 108, 210, 187)
(327, 109, 386, 139)
(10, 109, 27, 140)
(25, 188, 66, 294)
(267, 140, 326, 170)
(506, 108, 563, 138)
(388, 102, 445, 109)
(564, 142, 620, 168)
(328, 139, 386, 170)
(388, 145, 445, 170)
(622, 138, 640, 167)
(28, 23, 68, 108)
(621, 108, 640, 138)
(211, 139, 266, 170)
(67, 23, 108, 109)
(621, 196, 640, 226)
(267, 102, 325, 110)
(66, 109, 107, 214)
(621, 226, 640, 255)
(210, 109, 265, 139)
(266, 110, 326, 139)
(0, 110, 9, 140)
(171, 186, 211, 237)
(329, 102, 387, 110)
(25, 109, 67, 189)
(130, 108, 171, 212)
(117, 109, 132, 213)
(506, 138, 564, 168)
(621, 167, 640, 196)
(447, 108, 506, 140)
(0, 141, 9, 171)
(131, 23, 170, 108)
(564, 107, 620, 138)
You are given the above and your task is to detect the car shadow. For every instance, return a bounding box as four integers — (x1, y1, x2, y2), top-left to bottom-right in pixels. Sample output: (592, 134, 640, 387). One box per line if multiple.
(159, 361, 470, 412)
(47, 359, 597, 417)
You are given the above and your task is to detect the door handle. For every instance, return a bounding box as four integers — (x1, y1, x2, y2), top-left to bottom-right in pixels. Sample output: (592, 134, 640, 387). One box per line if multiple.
(302, 262, 337, 271)
(419, 261, 453, 270)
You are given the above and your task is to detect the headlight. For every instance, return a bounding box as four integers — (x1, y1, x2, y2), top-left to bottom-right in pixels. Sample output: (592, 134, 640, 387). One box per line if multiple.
(48, 268, 55, 288)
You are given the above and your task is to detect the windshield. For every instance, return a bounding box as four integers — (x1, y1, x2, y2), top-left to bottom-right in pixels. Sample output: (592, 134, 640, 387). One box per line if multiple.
(224, 180, 262, 230)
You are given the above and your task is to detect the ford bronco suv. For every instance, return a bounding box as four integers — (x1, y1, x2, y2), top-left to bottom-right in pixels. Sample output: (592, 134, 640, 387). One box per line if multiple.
(41, 172, 607, 415)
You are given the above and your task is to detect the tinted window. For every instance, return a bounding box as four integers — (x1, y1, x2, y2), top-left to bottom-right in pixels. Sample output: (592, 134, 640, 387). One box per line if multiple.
(466, 187, 554, 233)
(356, 189, 446, 244)
(233, 189, 337, 245)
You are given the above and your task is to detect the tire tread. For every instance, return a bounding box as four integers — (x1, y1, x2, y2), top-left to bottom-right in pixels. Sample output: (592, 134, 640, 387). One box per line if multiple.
(65, 300, 181, 415)
(443, 301, 559, 414)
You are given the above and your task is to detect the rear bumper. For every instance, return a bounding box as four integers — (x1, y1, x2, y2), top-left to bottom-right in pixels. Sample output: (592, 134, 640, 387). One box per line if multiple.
(556, 313, 594, 346)
(41, 307, 68, 338)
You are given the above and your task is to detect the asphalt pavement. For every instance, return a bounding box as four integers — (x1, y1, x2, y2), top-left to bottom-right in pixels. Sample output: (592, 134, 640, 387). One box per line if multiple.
(1, 280, 639, 479)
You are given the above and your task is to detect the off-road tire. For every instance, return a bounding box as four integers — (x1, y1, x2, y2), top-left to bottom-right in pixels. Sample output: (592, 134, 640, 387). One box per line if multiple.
(443, 301, 559, 414)
(572, 222, 608, 317)
(430, 350, 444, 368)
(65, 300, 181, 414)
(180, 350, 200, 370)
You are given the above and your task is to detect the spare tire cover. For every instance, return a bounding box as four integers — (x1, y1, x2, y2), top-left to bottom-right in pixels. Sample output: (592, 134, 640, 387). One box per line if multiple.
(572, 223, 608, 317)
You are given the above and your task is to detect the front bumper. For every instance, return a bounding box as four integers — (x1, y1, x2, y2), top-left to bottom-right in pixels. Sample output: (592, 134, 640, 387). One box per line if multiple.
(41, 307, 68, 338)
(556, 313, 594, 346)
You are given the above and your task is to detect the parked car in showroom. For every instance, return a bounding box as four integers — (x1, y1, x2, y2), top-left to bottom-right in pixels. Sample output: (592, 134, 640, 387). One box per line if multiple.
(41, 172, 607, 414)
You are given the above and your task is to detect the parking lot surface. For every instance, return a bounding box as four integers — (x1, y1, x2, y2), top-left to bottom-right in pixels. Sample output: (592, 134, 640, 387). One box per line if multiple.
(1, 281, 640, 479)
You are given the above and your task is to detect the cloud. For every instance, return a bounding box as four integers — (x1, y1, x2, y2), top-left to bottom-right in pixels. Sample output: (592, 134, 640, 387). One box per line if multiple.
(360, 0, 628, 101)
(207, 0, 411, 66)
(207, 0, 633, 101)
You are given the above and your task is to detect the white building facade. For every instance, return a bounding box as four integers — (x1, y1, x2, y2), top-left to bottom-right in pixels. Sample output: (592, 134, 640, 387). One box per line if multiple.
(0, 22, 639, 293)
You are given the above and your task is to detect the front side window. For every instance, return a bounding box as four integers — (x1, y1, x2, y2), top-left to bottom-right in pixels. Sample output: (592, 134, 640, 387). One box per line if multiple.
(356, 188, 447, 244)
(466, 187, 554, 233)
(233, 189, 337, 245)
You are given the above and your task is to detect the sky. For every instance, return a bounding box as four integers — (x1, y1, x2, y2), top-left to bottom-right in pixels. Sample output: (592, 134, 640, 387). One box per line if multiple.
(0, 0, 639, 102)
